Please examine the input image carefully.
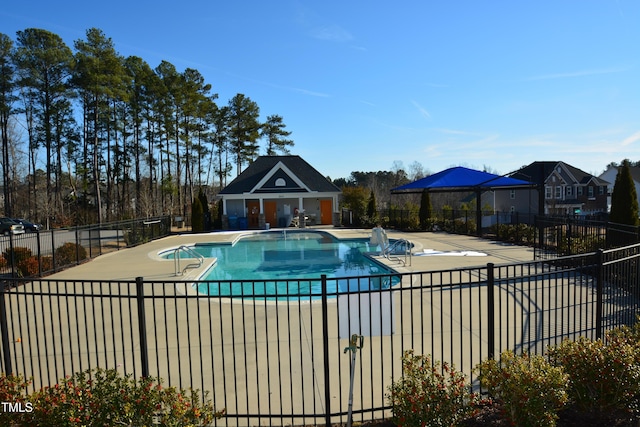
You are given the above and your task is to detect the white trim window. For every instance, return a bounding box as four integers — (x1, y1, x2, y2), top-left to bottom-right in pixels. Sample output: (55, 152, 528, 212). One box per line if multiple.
(555, 186, 562, 199)
(566, 186, 572, 197)
(510, 189, 516, 199)
(545, 186, 552, 199)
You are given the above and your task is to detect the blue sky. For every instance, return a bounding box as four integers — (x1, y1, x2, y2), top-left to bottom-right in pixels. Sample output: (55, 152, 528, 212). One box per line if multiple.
(3, 1, 640, 180)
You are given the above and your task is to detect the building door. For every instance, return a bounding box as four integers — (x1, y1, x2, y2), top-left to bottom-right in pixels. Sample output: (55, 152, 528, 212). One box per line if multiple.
(264, 201, 277, 227)
(320, 200, 333, 225)
(247, 201, 260, 228)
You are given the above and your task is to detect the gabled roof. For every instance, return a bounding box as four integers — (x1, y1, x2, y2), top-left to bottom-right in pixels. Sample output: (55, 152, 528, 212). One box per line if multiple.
(391, 166, 534, 193)
(511, 161, 610, 186)
(219, 155, 341, 195)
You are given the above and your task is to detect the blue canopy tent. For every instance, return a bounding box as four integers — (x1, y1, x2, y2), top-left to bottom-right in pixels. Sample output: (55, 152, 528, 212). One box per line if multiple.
(391, 166, 537, 235)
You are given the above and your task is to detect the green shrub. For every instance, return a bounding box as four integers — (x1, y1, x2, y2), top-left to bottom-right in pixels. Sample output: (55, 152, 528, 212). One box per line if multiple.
(24, 367, 223, 426)
(54, 242, 87, 267)
(548, 336, 640, 415)
(476, 350, 568, 427)
(387, 350, 478, 427)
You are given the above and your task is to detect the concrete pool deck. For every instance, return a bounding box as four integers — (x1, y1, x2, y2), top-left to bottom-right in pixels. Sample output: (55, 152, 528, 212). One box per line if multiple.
(48, 227, 536, 281)
(27, 228, 539, 426)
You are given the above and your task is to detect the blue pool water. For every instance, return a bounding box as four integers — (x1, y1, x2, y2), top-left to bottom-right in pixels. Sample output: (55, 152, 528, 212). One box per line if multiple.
(167, 230, 400, 299)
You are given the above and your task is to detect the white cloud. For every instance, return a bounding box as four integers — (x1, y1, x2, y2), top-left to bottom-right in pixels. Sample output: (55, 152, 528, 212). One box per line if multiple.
(524, 66, 629, 81)
(411, 100, 431, 120)
(621, 130, 640, 146)
(310, 25, 353, 42)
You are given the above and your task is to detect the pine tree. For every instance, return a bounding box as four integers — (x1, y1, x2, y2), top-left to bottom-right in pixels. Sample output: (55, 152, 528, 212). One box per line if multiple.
(0, 33, 16, 217)
(191, 196, 203, 233)
(608, 159, 639, 247)
(610, 159, 639, 226)
(366, 190, 378, 224)
(261, 114, 293, 155)
(198, 188, 209, 231)
(419, 190, 432, 230)
(228, 93, 260, 175)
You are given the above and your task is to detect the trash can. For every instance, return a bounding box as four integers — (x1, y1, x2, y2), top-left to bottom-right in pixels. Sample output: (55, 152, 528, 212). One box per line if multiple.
(238, 217, 248, 230)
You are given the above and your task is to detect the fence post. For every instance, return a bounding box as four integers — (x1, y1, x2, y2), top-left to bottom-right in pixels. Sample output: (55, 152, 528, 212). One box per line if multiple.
(8, 234, 16, 278)
(136, 277, 150, 377)
(321, 274, 331, 427)
(595, 249, 604, 340)
(487, 263, 495, 360)
(0, 281, 13, 375)
(36, 230, 43, 277)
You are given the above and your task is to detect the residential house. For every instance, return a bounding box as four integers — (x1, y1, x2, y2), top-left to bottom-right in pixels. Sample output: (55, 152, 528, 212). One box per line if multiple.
(506, 161, 610, 217)
(218, 155, 341, 229)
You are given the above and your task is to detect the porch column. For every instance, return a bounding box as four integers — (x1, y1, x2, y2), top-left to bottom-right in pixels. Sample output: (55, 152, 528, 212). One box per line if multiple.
(258, 197, 266, 229)
(222, 198, 227, 215)
(298, 196, 305, 228)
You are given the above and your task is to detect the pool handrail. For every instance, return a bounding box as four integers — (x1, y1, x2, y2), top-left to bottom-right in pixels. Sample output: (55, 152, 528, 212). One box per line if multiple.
(173, 245, 204, 275)
(382, 238, 412, 266)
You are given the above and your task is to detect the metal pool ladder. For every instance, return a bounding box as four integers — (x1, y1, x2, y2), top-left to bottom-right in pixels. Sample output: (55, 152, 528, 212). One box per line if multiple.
(173, 245, 204, 275)
(382, 239, 412, 266)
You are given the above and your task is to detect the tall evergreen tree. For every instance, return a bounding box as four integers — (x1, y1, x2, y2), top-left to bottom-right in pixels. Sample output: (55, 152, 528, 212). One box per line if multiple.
(228, 93, 260, 175)
(14, 28, 74, 219)
(366, 190, 378, 224)
(261, 114, 293, 155)
(179, 68, 213, 205)
(73, 28, 125, 223)
(154, 60, 181, 215)
(191, 195, 203, 233)
(608, 159, 639, 248)
(419, 190, 432, 230)
(209, 104, 231, 188)
(610, 159, 639, 226)
(0, 33, 16, 217)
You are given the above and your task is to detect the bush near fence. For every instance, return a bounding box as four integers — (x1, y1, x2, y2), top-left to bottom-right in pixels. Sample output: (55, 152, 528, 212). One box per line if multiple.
(0, 216, 171, 278)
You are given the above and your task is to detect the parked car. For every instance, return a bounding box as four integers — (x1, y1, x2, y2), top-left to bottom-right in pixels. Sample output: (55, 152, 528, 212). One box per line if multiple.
(0, 217, 25, 235)
(12, 218, 42, 232)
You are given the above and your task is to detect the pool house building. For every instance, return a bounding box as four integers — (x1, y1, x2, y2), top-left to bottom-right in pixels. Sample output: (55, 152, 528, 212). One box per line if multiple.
(218, 155, 342, 229)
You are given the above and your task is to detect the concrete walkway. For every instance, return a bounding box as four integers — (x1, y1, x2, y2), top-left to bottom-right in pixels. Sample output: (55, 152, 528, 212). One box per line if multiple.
(48, 227, 535, 281)
(12, 229, 539, 426)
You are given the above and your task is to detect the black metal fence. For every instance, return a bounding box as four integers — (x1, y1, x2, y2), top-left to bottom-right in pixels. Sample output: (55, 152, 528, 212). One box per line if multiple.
(0, 242, 638, 426)
(0, 216, 172, 277)
(343, 209, 640, 259)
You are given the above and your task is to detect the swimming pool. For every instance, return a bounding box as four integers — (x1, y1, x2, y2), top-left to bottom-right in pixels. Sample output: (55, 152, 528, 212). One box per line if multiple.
(167, 230, 400, 300)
